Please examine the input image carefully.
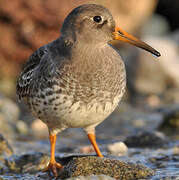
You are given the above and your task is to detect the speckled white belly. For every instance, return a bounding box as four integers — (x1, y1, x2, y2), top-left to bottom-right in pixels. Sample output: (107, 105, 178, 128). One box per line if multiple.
(30, 89, 125, 134)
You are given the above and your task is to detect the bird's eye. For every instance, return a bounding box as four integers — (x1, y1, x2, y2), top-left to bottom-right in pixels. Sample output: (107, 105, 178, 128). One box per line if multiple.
(93, 16, 102, 23)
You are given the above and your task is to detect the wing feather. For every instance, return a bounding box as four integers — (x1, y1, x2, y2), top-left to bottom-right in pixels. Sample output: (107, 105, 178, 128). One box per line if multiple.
(16, 46, 48, 100)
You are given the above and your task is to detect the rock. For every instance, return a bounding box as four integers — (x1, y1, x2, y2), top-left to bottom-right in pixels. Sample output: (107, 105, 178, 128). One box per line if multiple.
(5, 152, 49, 173)
(59, 156, 154, 179)
(16, 120, 28, 135)
(173, 146, 179, 155)
(124, 131, 168, 148)
(0, 134, 13, 157)
(0, 133, 13, 173)
(158, 104, 179, 130)
(107, 142, 128, 156)
(66, 175, 115, 180)
(149, 154, 179, 172)
(3, 153, 154, 179)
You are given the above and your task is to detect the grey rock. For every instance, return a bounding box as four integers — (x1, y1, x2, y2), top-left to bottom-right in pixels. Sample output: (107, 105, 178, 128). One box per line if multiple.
(124, 131, 168, 148)
(5, 152, 49, 173)
(158, 104, 179, 130)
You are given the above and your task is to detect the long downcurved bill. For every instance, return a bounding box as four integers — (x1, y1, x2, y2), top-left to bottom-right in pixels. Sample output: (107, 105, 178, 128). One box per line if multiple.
(112, 27, 161, 57)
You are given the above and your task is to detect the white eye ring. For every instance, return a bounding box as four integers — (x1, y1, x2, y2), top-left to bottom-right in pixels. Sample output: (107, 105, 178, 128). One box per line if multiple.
(90, 16, 103, 24)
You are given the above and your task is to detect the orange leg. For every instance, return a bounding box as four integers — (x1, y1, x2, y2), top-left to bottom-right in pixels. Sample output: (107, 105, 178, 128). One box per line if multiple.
(88, 133, 104, 157)
(43, 134, 62, 177)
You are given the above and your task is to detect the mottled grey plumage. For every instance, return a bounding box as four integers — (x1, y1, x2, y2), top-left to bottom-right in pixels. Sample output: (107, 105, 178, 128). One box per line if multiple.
(17, 4, 126, 135)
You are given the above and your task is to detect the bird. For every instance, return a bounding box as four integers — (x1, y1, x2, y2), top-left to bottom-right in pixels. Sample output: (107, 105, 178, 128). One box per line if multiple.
(16, 4, 160, 177)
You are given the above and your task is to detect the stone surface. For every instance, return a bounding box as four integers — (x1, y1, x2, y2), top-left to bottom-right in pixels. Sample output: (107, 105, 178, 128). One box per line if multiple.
(1, 153, 154, 179)
(0, 134, 13, 157)
(66, 175, 115, 180)
(124, 131, 168, 148)
(158, 104, 179, 130)
(5, 152, 49, 173)
(107, 142, 128, 156)
(59, 156, 154, 179)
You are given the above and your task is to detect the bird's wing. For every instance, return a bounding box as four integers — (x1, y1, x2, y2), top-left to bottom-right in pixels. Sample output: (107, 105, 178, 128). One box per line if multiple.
(16, 45, 49, 100)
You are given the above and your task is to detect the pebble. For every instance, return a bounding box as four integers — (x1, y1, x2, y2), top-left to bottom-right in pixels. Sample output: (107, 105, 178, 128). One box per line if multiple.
(16, 120, 28, 135)
(173, 146, 179, 155)
(107, 141, 128, 156)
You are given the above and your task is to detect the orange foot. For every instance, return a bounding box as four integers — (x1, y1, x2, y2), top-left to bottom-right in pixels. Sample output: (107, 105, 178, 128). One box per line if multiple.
(43, 162, 63, 177)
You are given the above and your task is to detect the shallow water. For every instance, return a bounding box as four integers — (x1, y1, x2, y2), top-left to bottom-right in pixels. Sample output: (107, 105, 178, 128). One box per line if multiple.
(0, 103, 179, 179)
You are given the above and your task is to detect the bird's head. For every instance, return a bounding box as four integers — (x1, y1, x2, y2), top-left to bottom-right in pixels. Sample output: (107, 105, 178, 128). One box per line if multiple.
(61, 4, 160, 57)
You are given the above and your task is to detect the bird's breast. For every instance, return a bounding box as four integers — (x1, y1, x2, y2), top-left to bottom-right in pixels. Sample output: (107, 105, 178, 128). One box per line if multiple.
(25, 44, 126, 129)
(60, 44, 127, 105)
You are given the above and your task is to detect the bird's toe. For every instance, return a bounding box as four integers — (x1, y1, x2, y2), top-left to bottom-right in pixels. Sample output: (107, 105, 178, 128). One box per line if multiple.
(43, 162, 63, 177)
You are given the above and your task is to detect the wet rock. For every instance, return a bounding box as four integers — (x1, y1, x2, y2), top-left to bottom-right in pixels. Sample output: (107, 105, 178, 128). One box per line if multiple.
(0, 134, 13, 174)
(149, 154, 179, 171)
(59, 156, 154, 179)
(0, 134, 13, 157)
(107, 142, 128, 156)
(124, 131, 168, 148)
(66, 175, 115, 180)
(158, 104, 179, 130)
(2, 153, 154, 179)
(5, 152, 49, 173)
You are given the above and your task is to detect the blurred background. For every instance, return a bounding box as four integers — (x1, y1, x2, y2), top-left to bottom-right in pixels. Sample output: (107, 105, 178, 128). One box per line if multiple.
(0, 0, 179, 178)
